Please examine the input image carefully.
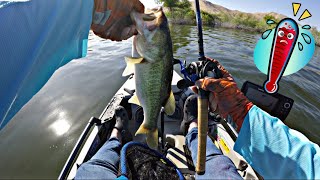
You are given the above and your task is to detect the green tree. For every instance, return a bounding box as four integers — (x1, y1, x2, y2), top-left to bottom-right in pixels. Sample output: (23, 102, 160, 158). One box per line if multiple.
(177, 0, 191, 9)
(263, 14, 276, 22)
(201, 11, 221, 26)
(160, 0, 178, 16)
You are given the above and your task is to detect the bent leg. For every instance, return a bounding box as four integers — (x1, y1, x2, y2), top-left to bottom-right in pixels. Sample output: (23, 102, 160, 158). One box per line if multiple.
(186, 128, 242, 179)
(75, 137, 121, 179)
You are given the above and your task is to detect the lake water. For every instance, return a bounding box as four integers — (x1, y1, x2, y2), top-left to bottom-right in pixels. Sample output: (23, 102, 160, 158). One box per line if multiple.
(0, 25, 319, 178)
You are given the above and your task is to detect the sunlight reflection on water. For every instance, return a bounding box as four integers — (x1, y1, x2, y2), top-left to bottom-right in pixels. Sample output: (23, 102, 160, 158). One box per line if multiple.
(50, 112, 70, 136)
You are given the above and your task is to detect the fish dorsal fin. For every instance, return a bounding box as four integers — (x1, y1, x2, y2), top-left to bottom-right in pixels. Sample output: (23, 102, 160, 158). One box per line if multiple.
(122, 57, 144, 76)
(128, 94, 141, 106)
(164, 90, 175, 115)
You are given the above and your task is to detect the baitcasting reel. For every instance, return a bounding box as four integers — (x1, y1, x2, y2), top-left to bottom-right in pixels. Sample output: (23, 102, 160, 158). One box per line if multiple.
(175, 58, 222, 90)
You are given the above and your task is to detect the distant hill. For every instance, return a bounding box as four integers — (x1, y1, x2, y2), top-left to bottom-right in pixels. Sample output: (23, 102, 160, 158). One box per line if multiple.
(190, 0, 287, 24)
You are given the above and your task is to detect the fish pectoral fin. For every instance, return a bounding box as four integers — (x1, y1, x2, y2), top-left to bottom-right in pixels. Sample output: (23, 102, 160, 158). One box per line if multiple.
(125, 57, 144, 64)
(164, 90, 175, 115)
(128, 94, 141, 106)
(135, 125, 158, 149)
(122, 57, 144, 76)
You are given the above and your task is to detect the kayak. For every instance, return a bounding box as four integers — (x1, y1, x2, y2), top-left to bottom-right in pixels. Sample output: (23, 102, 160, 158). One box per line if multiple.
(58, 71, 260, 179)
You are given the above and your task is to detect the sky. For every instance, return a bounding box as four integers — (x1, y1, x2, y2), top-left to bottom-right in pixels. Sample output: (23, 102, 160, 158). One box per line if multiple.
(207, 0, 320, 29)
(141, 0, 320, 29)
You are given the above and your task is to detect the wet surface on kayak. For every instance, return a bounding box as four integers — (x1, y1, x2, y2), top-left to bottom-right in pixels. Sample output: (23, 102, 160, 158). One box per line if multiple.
(0, 26, 319, 178)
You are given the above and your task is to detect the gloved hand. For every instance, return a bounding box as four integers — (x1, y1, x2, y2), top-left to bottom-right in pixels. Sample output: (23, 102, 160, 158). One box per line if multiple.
(193, 57, 253, 131)
(91, 0, 144, 41)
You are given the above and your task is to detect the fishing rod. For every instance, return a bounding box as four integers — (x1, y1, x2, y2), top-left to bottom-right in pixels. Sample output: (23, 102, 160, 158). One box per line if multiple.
(176, 0, 222, 175)
(196, 86, 208, 175)
(194, 0, 208, 175)
(195, 0, 205, 61)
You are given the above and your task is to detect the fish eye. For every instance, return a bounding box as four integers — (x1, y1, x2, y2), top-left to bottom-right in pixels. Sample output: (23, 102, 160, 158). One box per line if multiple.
(287, 33, 294, 40)
(278, 30, 285, 37)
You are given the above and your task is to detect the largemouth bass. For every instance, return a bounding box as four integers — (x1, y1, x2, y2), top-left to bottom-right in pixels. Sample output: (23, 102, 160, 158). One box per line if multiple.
(122, 7, 175, 148)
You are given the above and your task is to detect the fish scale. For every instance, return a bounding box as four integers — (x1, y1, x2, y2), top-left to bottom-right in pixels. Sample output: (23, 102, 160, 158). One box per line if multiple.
(135, 61, 164, 129)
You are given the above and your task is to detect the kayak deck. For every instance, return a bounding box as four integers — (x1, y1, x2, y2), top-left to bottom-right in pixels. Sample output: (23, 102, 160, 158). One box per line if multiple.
(59, 71, 260, 179)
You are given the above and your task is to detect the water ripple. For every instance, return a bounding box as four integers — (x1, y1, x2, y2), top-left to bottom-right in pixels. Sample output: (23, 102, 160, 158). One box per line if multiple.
(0, 26, 319, 179)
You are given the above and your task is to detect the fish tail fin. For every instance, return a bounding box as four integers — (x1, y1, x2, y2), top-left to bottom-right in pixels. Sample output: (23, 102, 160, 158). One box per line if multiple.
(135, 125, 158, 149)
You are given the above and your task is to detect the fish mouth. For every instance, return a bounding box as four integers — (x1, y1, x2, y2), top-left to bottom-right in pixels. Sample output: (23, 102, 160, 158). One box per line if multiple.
(280, 40, 288, 44)
(131, 11, 157, 34)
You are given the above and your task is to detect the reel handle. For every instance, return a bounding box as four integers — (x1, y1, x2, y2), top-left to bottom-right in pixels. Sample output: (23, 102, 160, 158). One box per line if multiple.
(177, 79, 194, 89)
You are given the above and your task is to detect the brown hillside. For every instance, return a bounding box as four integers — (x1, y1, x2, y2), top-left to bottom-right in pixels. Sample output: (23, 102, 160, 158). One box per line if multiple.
(190, 0, 287, 21)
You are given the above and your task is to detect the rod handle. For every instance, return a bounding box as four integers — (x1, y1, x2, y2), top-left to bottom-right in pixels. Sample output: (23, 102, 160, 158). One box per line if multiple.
(196, 89, 208, 175)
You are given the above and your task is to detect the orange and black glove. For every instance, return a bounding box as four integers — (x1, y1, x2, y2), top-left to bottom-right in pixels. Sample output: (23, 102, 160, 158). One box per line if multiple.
(193, 57, 253, 131)
(91, 0, 144, 41)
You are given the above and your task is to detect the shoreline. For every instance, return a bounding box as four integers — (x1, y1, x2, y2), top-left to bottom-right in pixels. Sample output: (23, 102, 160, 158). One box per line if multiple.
(169, 19, 320, 47)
